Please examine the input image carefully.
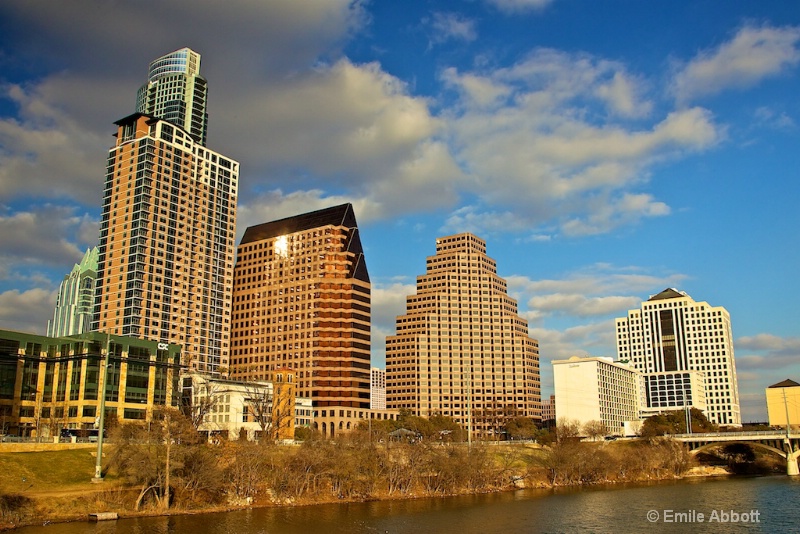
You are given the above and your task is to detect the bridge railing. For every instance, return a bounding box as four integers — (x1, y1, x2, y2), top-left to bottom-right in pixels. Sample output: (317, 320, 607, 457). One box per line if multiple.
(672, 430, 799, 439)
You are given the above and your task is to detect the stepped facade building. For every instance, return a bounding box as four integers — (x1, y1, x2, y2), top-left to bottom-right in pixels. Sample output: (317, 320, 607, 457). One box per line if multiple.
(615, 288, 741, 426)
(229, 204, 377, 437)
(386, 233, 541, 436)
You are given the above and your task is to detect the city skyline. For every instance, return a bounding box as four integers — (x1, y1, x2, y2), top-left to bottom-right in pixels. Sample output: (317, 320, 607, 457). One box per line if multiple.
(1, 2, 799, 422)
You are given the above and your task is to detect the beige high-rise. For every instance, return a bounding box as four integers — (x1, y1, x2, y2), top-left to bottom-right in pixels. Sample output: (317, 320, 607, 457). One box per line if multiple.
(386, 233, 541, 435)
(91, 113, 238, 374)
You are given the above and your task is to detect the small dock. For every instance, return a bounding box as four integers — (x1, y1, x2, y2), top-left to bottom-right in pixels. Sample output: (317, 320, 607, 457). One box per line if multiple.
(88, 512, 118, 521)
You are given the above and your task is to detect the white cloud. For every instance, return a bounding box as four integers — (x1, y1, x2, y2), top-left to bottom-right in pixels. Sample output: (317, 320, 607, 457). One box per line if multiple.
(528, 293, 642, 317)
(428, 12, 478, 45)
(738, 333, 800, 354)
(673, 24, 800, 102)
(753, 106, 795, 130)
(485, 0, 553, 13)
(595, 72, 653, 118)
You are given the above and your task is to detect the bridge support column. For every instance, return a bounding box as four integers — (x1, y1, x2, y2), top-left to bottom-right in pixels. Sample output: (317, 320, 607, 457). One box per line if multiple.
(787, 457, 799, 476)
(785, 440, 799, 476)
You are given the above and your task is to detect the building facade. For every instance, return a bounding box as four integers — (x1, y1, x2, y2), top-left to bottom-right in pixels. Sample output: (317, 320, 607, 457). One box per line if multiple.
(615, 288, 741, 426)
(136, 48, 208, 146)
(552, 356, 642, 435)
(47, 247, 99, 338)
(0, 329, 181, 438)
(541, 394, 556, 424)
(371, 367, 386, 410)
(229, 204, 373, 437)
(766, 379, 800, 428)
(386, 233, 541, 436)
(91, 112, 238, 374)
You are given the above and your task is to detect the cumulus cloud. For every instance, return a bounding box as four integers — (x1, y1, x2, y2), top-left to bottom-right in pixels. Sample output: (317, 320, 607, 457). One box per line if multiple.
(0, 82, 109, 204)
(217, 59, 464, 218)
(0, 287, 56, 334)
(506, 264, 688, 319)
(370, 281, 417, 367)
(0, 205, 97, 268)
(442, 50, 720, 237)
(673, 24, 800, 102)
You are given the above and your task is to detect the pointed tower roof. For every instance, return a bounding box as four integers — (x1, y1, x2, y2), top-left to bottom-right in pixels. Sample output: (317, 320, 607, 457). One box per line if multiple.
(647, 288, 688, 301)
(768, 379, 800, 388)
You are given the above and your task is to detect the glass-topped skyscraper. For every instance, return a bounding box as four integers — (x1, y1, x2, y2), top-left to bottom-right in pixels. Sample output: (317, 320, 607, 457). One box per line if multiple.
(136, 48, 208, 146)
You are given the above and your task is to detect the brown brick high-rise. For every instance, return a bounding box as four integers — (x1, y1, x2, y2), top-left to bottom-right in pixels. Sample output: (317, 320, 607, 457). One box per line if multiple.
(230, 204, 371, 416)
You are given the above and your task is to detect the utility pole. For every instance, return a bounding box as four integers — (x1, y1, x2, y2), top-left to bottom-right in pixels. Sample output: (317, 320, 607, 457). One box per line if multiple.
(92, 332, 110, 482)
(465, 369, 472, 450)
(784, 389, 792, 438)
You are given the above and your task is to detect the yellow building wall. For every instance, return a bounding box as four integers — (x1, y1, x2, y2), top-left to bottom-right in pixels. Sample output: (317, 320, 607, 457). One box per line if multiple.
(766, 386, 800, 427)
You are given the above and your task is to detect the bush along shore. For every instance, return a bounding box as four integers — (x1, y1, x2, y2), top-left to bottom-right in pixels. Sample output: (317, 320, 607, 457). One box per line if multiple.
(4, 425, 782, 531)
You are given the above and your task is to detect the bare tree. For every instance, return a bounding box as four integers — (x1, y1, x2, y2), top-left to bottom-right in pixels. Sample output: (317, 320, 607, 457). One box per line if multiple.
(183, 379, 224, 430)
(245, 380, 294, 442)
(555, 417, 581, 443)
(583, 420, 608, 441)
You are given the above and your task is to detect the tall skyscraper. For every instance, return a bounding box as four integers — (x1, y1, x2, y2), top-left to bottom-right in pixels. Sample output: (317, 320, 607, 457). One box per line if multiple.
(385, 233, 541, 435)
(229, 204, 371, 434)
(615, 288, 741, 426)
(92, 114, 237, 373)
(136, 48, 208, 146)
(47, 247, 98, 337)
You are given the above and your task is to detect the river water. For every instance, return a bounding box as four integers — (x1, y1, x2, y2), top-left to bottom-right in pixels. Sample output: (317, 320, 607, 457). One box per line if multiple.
(15, 475, 800, 533)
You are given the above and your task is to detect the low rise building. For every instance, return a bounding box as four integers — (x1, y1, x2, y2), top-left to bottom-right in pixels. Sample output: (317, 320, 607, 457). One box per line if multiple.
(0, 329, 181, 438)
(553, 356, 642, 436)
(766, 379, 800, 428)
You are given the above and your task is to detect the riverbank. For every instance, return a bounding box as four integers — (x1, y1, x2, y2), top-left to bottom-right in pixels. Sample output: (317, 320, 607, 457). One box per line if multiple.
(4, 437, 762, 531)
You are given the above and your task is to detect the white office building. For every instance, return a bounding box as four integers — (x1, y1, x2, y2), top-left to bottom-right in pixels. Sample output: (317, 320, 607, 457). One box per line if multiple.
(615, 288, 741, 426)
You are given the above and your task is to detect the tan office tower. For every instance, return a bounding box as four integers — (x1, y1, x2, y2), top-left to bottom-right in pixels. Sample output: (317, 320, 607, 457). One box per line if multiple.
(386, 233, 541, 435)
(91, 113, 238, 374)
(230, 204, 371, 413)
(615, 288, 741, 426)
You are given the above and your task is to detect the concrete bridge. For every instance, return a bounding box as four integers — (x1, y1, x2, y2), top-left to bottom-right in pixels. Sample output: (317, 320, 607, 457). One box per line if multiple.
(672, 430, 800, 476)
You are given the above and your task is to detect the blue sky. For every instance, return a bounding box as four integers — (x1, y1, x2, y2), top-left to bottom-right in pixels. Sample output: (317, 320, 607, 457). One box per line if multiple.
(1, 1, 798, 422)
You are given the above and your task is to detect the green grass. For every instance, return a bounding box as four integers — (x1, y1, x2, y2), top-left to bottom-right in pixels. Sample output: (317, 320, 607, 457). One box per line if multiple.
(0, 449, 101, 494)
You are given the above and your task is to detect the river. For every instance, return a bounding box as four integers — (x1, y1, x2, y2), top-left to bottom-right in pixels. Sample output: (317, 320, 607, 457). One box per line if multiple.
(15, 475, 800, 533)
